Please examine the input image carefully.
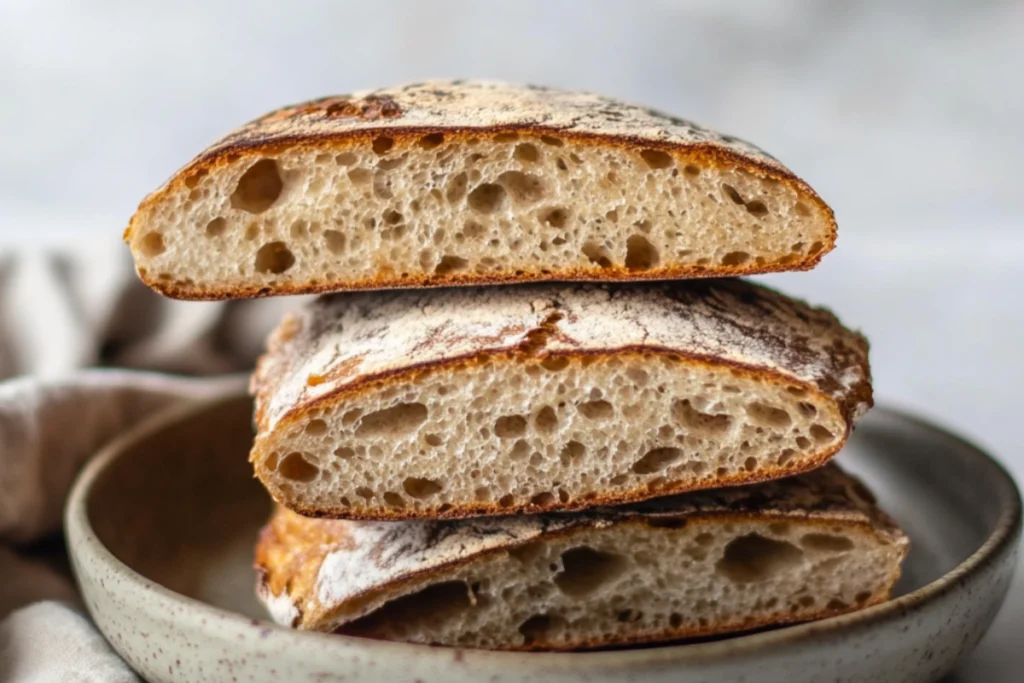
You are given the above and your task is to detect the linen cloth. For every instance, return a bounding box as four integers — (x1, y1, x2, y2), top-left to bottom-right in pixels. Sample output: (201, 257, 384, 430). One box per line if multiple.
(0, 243, 301, 682)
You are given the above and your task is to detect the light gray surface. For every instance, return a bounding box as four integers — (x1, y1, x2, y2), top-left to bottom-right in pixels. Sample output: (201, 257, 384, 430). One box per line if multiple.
(2, 1, 1022, 680)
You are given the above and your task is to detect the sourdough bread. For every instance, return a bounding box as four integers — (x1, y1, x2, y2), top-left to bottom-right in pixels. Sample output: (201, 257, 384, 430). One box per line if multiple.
(250, 279, 871, 519)
(255, 464, 907, 650)
(125, 80, 836, 299)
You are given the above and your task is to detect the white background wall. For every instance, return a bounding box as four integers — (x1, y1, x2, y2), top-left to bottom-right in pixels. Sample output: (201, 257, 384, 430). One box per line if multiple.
(1, 1, 1021, 680)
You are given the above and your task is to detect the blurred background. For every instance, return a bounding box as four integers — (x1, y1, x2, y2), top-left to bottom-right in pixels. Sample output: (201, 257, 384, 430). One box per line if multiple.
(0, 0, 1020, 678)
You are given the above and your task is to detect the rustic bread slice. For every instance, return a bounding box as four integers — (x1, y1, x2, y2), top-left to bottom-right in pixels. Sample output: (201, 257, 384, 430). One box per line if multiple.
(125, 80, 836, 300)
(250, 279, 872, 520)
(256, 464, 907, 650)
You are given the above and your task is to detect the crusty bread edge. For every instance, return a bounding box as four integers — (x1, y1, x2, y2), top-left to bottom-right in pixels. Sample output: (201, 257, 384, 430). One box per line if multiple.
(125, 127, 837, 300)
(250, 345, 872, 521)
(254, 511, 908, 650)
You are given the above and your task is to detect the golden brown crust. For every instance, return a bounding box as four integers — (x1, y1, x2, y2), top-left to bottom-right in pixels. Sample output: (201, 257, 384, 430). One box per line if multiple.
(138, 256, 827, 301)
(126, 81, 837, 299)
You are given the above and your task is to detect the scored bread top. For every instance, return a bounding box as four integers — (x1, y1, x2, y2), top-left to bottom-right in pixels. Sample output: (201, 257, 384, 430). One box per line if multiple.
(125, 80, 837, 299)
(157, 80, 788, 177)
(252, 279, 871, 438)
(256, 464, 906, 631)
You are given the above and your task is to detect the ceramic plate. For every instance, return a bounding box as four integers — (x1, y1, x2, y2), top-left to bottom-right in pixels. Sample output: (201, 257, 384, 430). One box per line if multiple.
(66, 393, 1020, 683)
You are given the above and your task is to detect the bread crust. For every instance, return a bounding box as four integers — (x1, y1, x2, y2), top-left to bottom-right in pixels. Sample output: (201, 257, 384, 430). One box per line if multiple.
(254, 464, 908, 649)
(250, 280, 872, 520)
(125, 81, 837, 299)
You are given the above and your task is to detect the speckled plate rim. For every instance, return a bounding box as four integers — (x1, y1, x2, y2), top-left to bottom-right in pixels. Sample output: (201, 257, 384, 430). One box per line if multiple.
(66, 393, 1022, 669)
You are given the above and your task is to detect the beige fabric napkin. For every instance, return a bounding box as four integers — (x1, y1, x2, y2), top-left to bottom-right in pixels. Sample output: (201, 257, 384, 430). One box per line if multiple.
(0, 244, 303, 681)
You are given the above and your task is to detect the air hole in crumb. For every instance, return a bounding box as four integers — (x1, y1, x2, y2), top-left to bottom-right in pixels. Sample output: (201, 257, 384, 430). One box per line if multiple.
(403, 477, 442, 499)
(746, 200, 769, 217)
(796, 436, 812, 449)
(684, 164, 701, 176)
(722, 183, 745, 205)
(855, 591, 872, 604)
(722, 251, 751, 266)
(205, 218, 227, 238)
(632, 447, 682, 475)
(539, 206, 568, 228)
(560, 441, 586, 464)
(497, 171, 546, 205)
(515, 143, 539, 162)
(578, 400, 613, 420)
(540, 356, 569, 372)
(625, 235, 659, 270)
(518, 614, 557, 646)
(672, 399, 732, 436)
(810, 424, 834, 443)
(342, 409, 363, 425)
(324, 229, 346, 254)
(498, 494, 515, 508)
(534, 406, 558, 433)
(696, 532, 714, 546)
(494, 415, 528, 438)
(531, 492, 556, 507)
(827, 598, 849, 611)
(333, 446, 354, 459)
(777, 449, 795, 466)
(510, 439, 531, 461)
(383, 492, 405, 508)
(795, 202, 811, 217)
(540, 135, 564, 147)
(618, 609, 643, 623)
(336, 152, 357, 166)
(140, 232, 165, 257)
(445, 172, 468, 203)
(305, 419, 327, 436)
(582, 241, 613, 268)
(743, 456, 758, 471)
(746, 402, 792, 428)
(801, 533, 854, 552)
(255, 242, 295, 274)
(356, 403, 427, 437)
(384, 209, 403, 224)
(425, 434, 443, 447)
(640, 149, 673, 169)
(231, 159, 283, 214)
(435, 255, 469, 274)
(669, 613, 683, 628)
(715, 534, 803, 583)
(371, 136, 394, 155)
(418, 133, 444, 149)
(558, 488, 570, 503)
(467, 183, 507, 214)
(554, 547, 627, 597)
(264, 453, 278, 470)
(347, 168, 371, 185)
(808, 240, 825, 256)
(279, 453, 318, 482)
(355, 486, 374, 500)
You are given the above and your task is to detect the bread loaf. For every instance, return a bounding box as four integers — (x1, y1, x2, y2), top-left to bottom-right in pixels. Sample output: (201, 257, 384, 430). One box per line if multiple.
(256, 464, 907, 650)
(125, 80, 836, 300)
(250, 279, 871, 520)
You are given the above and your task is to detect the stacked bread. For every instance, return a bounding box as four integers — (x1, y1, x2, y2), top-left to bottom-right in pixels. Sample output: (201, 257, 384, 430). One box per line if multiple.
(126, 81, 907, 651)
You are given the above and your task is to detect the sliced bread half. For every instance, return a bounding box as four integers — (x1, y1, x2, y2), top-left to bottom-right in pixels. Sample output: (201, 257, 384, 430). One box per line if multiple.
(256, 464, 907, 650)
(125, 80, 836, 299)
(250, 279, 871, 520)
